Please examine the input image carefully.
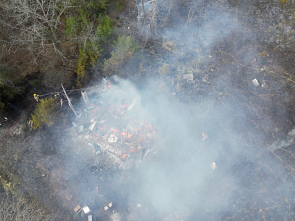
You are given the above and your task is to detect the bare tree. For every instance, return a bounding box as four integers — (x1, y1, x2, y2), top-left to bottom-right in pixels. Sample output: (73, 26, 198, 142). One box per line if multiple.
(136, 0, 173, 38)
(0, 193, 55, 221)
(0, 0, 71, 62)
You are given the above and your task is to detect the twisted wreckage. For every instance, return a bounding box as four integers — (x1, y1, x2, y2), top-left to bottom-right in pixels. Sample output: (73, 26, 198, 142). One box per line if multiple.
(68, 78, 157, 218)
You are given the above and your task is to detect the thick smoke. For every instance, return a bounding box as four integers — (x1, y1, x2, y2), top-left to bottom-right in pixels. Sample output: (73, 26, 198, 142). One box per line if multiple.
(100, 2, 294, 220)
(80, 73, 292, 220)
(41, 1, 295, 220)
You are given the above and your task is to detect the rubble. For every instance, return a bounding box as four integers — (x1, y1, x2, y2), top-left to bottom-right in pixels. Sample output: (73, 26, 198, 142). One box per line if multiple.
(108, 134, 118, 143)
(183, 73, 194, 82)
(74, 203, 84, 214)
(71, 83, 157, 169)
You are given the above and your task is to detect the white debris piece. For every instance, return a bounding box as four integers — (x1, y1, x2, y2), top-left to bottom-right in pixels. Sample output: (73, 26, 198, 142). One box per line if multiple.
(108, 202, 113, 208)
(88, 215, 93, 221)
(82, 206, 91, 214)
(104, 206, 109, 211)
(202, 133, 208, 141)
(89, 122, 97, 130)
(211, 162, 217, 170)
(72, 122, 78, 127)
(252, 79, 259, 87)
(183, 73, 194, 82)
(81, 90, 89, 104)
(108, 134, 118, 143)
(137, 204, 142, 208)
(99, 120, 106, 124)
(127, 99, 136, 111)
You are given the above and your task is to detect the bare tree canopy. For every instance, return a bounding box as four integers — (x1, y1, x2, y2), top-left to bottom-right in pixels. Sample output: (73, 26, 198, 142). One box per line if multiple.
(0, 0, 71, 60)
(0, 193, 55, 221)
(136, 0, 173, 38)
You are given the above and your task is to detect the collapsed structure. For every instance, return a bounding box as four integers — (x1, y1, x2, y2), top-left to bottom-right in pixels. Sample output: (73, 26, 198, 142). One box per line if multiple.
(68, 78, 158, 219)
(71, 78, 156, 170)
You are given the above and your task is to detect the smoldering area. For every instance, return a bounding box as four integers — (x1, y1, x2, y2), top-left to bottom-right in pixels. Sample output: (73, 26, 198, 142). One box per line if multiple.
(1, 0, 295, 220)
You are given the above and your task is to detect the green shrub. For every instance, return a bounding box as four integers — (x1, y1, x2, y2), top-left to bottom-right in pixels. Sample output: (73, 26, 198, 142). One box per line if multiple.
(86, 0, 109, 17)
(31, 98, 58, 129)
(103, 36, 139, 76)
(65, 16, 79, 38)
(64, 0, 111, 39)
(96, 14, 116, 43)
(76, 41, 101, 87)
(115, 2, 122, 12)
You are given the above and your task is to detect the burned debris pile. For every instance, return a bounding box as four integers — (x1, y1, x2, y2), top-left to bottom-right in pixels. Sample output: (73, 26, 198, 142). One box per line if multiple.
(71, 79, 156, 170)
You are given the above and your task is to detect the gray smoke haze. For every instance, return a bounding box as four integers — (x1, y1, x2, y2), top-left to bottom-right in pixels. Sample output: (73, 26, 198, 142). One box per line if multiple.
(267, 128, 295, 151)
(71, 75, 292, 220)
(46, 1, 295, 220)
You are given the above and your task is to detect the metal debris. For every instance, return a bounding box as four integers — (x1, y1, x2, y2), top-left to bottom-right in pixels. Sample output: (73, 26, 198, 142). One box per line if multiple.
(82, 206, 91, 214)
(104, 206, 109, 211)
(211, 162, 217, 170)
(252, 79, 259, 87)
(108, 202, 113, 208)
(108, 134, 118, 143)
(89, 122, 97, 130)
(93, 143, 101, 154)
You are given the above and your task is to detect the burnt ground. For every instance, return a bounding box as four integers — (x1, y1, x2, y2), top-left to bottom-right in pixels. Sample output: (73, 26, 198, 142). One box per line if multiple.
(1, 0, 295, 220)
